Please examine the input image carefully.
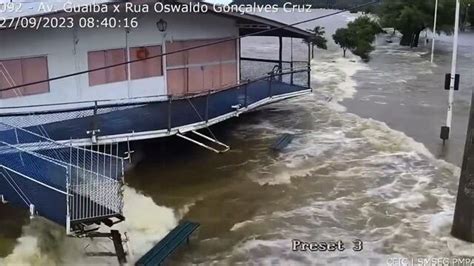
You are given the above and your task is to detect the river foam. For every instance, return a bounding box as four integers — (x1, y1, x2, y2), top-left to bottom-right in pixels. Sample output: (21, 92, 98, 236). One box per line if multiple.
(0, 187, 177, 265)
(222, 38, 470, 264)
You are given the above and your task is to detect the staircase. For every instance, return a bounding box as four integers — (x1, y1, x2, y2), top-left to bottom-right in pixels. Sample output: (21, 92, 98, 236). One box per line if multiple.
(0, 122, 125, 235)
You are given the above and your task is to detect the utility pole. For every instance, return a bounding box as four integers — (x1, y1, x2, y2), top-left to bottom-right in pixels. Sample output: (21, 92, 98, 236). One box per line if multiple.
(440, 0, 461, 142)
(451, 91, 474, 243)
(430, 0, 439, 63)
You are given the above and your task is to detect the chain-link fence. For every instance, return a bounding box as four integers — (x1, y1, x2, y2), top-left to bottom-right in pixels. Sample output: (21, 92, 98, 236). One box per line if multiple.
(0, 63, 310, 144)
(0, 122, 125, 233)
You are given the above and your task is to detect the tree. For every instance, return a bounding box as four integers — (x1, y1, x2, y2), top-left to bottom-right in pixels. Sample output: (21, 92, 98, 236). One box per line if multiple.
(352, 40, 375, 61)
(304, 26, 328, 58)
(349, 17, 382, 60)
(379, 0, 457, 47)
(333, 28, 354, 57)
(333, 16, 382, 61)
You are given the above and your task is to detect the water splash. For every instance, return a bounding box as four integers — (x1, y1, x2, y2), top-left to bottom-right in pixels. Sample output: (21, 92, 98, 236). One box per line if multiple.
(0, 187, 178, 265)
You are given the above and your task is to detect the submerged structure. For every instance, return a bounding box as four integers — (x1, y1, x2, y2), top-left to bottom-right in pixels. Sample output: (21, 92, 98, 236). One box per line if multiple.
(0, 0, 312, 261)
(0, 122, 125, 234)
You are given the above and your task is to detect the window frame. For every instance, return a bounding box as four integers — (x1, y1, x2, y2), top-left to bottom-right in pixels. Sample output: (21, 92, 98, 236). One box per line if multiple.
(0, 55, 50, 99)
(87, 44, 164, 87)
(87, 48, 129, 87)
(129, 45, 164, 80)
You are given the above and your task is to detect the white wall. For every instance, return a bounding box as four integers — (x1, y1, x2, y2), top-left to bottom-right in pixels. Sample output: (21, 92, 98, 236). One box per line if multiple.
(0, 11, 239, 109)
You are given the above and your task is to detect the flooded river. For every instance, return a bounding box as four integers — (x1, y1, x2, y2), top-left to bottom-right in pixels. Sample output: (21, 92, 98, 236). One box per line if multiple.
(1, 9, 473, 265)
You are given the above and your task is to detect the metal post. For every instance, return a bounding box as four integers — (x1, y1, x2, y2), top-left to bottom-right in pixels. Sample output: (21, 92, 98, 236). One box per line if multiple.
(307, 42, 312, 91)
(430, 0, 439, 63)
(269, 76, 273, 98)
(239, 38, 242, 82)
(93, 101, 99, 137)
(451, 91, 474, 243)
(244, 83, 248, 108)
(441, 0, 461, 141)
(205, 91, 210, 124)
(66, 141, 72, 234)
(278, 36, 283, 82)
(167, 97, 172, 133)
(290, 61, 294, 85)
(29, 204, 35, 219)
(290, 37, 294, 85)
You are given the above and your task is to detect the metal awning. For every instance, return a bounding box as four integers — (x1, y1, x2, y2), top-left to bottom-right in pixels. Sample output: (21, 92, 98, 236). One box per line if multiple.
(191, 1, 312, 39)
(229, 13, 311, 39)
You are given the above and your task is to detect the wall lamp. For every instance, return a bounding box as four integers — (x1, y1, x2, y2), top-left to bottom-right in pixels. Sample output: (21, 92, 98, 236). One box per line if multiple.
(156, 19, 168, 32)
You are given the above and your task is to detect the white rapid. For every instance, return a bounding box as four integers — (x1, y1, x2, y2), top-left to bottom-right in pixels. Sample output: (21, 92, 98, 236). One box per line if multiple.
(0, 187, 178, 265)
(199, 48, 472, 264)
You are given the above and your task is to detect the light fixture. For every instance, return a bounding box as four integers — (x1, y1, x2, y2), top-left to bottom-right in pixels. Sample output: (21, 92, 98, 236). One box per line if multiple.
(156, 19, 168, 32)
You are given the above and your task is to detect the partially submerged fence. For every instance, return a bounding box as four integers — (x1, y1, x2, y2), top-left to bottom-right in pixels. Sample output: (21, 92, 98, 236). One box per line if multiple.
(0, 122, 124, 234)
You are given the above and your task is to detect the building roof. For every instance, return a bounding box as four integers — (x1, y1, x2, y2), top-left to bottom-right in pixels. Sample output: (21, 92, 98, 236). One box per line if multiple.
(0, 0, 118, 20)
(1, 0, 311, 39)
(189, 1, 312, 39)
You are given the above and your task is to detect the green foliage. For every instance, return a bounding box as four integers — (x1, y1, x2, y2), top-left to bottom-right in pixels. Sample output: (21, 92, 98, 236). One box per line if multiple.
(304, 26, 328, 50)
(351, 40, 374, 61)
(332, 16, 381, 61)
(379, 0, 459, 47)
(333, 28, 354, 57)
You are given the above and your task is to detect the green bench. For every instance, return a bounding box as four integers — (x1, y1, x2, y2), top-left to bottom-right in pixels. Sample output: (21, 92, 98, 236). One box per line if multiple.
(135, 221, 200, 266)
(271, 133, 294, 151)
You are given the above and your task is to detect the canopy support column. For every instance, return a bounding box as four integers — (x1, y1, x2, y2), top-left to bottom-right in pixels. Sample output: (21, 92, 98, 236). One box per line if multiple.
(239, 38, 242, 81)
(307, 42, 311, 91)
(279, 36, 283, 81)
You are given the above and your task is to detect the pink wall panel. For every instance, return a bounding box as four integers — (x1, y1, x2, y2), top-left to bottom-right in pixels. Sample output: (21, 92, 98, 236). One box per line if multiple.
(0, 57, 49, 98)
(165, 39, 238, 96)
(88, 51, 107, 86)
(187, 40, 220, 65)
(166, 42, 187, 67)
(203, 65, 221, 91)
(219, 40, 237, 61)
(105, 49, 128, 83)
(220, 62, 238, 89)
(0, 59, 23, 98)
(22, 57, 49, 96)
(167, 68, 187, 96)
(187, 66, 204, 93)
(130, 46, 163, 80)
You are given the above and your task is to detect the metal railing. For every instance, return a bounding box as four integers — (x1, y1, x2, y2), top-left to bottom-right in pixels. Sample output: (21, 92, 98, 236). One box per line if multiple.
(240, 57, 309, 85)
(0, 63, 310, 144)
(68, 142, 124, 225)
(0, 122, 125, 234)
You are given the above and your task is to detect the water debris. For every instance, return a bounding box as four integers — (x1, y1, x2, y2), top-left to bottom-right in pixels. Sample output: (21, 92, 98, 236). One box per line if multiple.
(271, 134, 295, 151)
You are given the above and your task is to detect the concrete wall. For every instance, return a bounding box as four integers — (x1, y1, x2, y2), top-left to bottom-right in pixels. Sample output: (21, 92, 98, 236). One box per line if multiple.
(0, 11, 239, 109)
